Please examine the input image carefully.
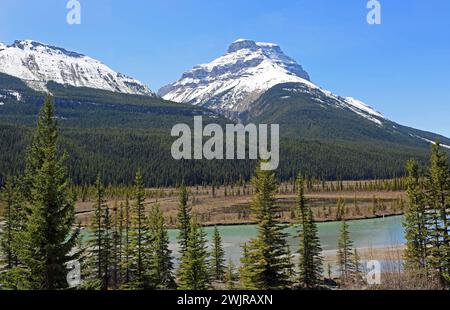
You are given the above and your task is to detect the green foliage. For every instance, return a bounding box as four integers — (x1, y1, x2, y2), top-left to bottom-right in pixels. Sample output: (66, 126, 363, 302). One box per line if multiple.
(402, 144, 450, 287)
(177, 184, 191, 256)
(337, 219, 354, 282)
(403, 160, 428, 273)
(2, 78, 450, 187)
(0, 177, 26, 269)
(240, 164, 292, 290)
(85, 175, 113, 290)
(210, 227, 226, 281)
(2, 78, 450, 291)
(121, 196, 132, 284)
(17, 96, 80, 290)
(148, 204, 175, 289)
(0, 267, 33, 290)
(127, 170, 152, 289)
(177, 219, 210, 290)
(424, 143, 450, 286)
(111, 202, 123, 288)
(296, 175, 323, 288)
(239, 244, 258, 290)
(249, 82, 450, 147)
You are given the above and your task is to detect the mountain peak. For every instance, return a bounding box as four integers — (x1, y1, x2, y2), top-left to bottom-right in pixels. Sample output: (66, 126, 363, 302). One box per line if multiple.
(10, 39, 85, 58)
(227, 39, 282, 54)
(227, 39, 259, 53)
(159, 39, 311, 112)
(11, 39, 45, 49)
(0, 39, 153, 96)
(158, 39, 391, 128)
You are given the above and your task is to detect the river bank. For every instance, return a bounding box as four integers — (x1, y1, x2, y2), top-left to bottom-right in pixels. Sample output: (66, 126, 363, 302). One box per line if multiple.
(73, 189, 407, 228)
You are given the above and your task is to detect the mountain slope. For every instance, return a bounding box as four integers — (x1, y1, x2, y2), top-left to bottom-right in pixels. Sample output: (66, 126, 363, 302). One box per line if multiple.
(160, 39, 449, 149)
(158, 39, 311, 113)
(1, 71, 440, 186)
(245, 82, 450, 148)
(0, 40, 153, 96)
(0, 72, 220, 129)
(0, 72, 246, 186)
(158, 39, 390, 125)
(1, 40, 449, 186)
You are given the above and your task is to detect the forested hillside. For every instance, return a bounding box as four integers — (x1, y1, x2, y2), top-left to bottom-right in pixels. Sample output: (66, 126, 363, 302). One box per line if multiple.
(0, 74, 447, 186)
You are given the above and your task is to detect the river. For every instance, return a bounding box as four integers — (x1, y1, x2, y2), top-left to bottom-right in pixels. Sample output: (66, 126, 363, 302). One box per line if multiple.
(166, 215, 405, 264)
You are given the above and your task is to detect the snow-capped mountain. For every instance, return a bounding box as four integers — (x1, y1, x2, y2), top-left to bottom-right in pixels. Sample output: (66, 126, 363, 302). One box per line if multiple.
(0, 40, 153, 96)
(159, 39, 385, 125)
(158, 39, 312, 112)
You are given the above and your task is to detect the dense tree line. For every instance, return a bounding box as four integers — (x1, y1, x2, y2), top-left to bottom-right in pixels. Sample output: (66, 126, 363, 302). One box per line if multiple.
(403, 143, 450, 288)
(296, 176, 323, 288)
(1, 96, 449, 290)
(0, 73, 448, 187)
(0, 97, 324, 290)
(0, 121, 434, 187)
(0, 86, 442, 188)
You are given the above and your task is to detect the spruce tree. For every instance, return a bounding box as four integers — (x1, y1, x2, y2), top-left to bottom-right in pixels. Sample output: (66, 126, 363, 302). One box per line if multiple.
(85, 174, 110, 289)
(122, 195, 131, 284)
(0, 178, 26, 269)
(297, 175, 323, 289)
(243, 164, 292, 290)
(177, 219, 210, 290)
(18, 96, 80, 290)
(127, 170, 151, 289)
(403, 160, 428, 274)
(177, 184, 191, 256)
(112, 202, 124, 287)
(425, 143, 450, 286)
(148, 204, 175, 289)
(101, 201, 113, 289)
(210, 226, 226, 281)
(337, 218, 354, 283)
(239, 244, 258, 290)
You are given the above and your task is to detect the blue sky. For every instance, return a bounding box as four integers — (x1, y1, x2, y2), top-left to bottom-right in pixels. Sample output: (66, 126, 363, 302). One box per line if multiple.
(1, 0, 449, 136)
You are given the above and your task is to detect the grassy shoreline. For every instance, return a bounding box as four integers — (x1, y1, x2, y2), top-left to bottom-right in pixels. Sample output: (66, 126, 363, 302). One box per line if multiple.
(73, 187, 407, 228)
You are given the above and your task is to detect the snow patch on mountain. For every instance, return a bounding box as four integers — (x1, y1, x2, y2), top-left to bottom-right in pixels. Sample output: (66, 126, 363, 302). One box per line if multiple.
(158, 39, 311, 112)
(8, 90, 22, 102)
(159, 39, 388, 126)
(0, 89, 23, 102)
(339, 97, 384, 126)
(280, 85, 385, 126)
(0, 40, 153, 96)
(415, 135, 450, 149)
(342, 97, 384, 118)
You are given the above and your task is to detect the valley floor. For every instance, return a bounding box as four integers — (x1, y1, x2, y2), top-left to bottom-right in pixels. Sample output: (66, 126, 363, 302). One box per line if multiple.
(73, 183, 407, 228)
